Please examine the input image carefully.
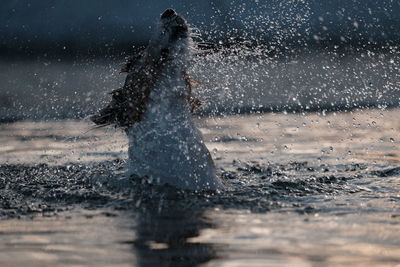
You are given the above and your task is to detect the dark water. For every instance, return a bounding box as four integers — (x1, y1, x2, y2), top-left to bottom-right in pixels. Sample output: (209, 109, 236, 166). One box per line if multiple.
(2, 50, 400, 121)
(0, 111, 399, 265)
(1, 158, 399, 217)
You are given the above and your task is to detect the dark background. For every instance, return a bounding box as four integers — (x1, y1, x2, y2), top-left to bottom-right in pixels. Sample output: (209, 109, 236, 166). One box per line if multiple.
(1, 0, 400, 121)
(1, 0, 400, 56)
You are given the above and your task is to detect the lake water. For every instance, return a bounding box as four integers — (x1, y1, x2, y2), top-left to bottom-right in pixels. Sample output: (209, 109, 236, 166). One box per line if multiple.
(1, 49, 400, 121)
(0, 109, 399, 266)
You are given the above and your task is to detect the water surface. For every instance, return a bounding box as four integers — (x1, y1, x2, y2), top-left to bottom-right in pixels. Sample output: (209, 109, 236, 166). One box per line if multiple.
(0, 109, 399, 266)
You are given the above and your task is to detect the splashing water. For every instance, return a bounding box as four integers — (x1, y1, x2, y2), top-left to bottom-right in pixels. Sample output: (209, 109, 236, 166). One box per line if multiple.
(1, 109, 399, 265)
(1, 2, 400, 266)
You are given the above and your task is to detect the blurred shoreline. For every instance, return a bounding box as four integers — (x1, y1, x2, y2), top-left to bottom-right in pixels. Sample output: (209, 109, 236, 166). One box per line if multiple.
(1, 47, 400, 122)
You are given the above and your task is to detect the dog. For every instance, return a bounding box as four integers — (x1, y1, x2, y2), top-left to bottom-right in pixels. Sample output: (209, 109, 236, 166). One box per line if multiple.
(91, 9, 224, 191)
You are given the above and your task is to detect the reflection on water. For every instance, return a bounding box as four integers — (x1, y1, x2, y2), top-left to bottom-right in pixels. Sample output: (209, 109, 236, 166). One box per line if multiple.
(0, 109, 399, 265)
(133, 203, 217, 266)
(0, 202, 218, 266)
(196, 210, 400, 266)
(0, 211, 137, 265)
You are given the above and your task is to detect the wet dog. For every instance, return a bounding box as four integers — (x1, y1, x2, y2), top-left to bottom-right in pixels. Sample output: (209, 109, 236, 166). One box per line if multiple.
(91, 9, 224, 190)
